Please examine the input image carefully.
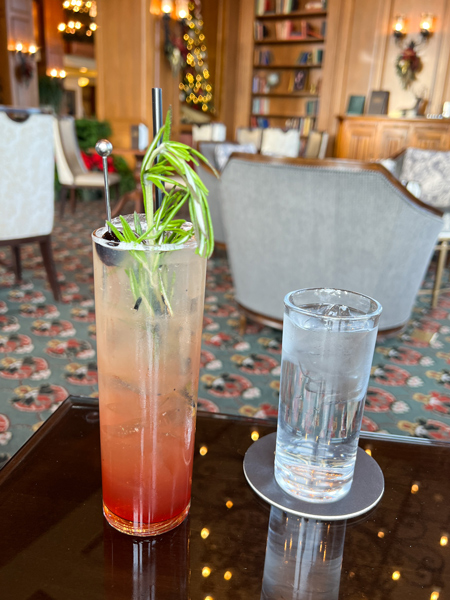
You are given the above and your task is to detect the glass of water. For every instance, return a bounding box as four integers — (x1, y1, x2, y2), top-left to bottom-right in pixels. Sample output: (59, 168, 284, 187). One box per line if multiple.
(274, 288, 382, 503)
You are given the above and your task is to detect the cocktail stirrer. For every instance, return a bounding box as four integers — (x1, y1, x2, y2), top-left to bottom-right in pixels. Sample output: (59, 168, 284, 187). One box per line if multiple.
(95, 139, 113, 232)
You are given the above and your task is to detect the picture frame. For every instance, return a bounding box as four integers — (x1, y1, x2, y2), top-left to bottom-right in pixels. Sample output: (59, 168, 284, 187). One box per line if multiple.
(346, 95, 365, 115)
(367, 90, 389, 115)
(290, 69, 307, 92)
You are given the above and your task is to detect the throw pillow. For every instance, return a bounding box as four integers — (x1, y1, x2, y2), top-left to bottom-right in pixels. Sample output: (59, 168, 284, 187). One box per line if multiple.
(402, 148, 450, 209)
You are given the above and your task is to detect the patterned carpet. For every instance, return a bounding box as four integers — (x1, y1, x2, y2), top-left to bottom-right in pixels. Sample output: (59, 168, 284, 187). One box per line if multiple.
(0, 199, 450, 467)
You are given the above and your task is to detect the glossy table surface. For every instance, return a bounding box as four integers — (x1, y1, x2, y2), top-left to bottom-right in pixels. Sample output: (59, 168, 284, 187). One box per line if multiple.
(0, 396, 448, 599)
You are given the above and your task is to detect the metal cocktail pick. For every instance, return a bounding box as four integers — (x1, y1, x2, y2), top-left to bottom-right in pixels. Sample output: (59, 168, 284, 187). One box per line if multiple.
(95, 139, 113, 231)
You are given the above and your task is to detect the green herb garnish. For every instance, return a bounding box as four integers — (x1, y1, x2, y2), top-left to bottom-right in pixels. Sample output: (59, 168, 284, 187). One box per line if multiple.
(106, 108, 217, 314)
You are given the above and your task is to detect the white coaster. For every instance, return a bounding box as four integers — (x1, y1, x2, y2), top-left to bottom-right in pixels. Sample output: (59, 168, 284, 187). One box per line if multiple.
(243, 432, 384, 520)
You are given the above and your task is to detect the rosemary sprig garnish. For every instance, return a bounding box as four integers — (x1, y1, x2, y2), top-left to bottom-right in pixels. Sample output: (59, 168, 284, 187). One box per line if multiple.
(105, 108, 217, 314)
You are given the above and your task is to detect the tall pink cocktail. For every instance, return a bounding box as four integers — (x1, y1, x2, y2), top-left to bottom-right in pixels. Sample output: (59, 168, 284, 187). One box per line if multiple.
(92, 219, 206, 536)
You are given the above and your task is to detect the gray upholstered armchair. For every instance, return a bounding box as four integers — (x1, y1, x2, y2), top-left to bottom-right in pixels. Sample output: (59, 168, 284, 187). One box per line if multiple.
(195, 141, 257, 247)
(385, 147, 450, 307)
(219, 154, 443, 333)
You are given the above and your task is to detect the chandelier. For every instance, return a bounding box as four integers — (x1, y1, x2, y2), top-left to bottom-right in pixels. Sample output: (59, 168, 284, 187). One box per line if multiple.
(58, 0, 97, 37)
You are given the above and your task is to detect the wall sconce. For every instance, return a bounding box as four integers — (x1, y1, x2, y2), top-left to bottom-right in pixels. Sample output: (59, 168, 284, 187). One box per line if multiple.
(420, 13, 434, 39)
(393, 13, 434, 48)
(393, 15, 406, 40)
(161, 0, 173, 14)
(151, 0, 189, 20)
(7, 41, 38, 55)
(47, 68, 67, 78)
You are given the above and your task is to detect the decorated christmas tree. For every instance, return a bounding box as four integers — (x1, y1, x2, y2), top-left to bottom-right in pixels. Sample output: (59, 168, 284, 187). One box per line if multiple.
(179, 0, 214, 114)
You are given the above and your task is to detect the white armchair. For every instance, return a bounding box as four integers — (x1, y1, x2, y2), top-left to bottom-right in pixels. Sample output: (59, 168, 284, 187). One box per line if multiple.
(260, 128, 301, 158)
(0, 110, 61, 301)
(54, 116, 120, 217)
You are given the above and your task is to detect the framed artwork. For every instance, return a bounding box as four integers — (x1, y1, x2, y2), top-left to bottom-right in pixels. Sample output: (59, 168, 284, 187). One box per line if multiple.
(346, 95, 365, 115)
(367, 90, 389, 115)
(290, 69, 307, 92)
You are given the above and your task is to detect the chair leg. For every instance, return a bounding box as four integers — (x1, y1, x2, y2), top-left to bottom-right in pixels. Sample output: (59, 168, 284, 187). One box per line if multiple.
(70, 187, 77, 214)
(59, 187, 67, 218)
(11, 245, 22, 281)
(39, 235, 61, 302)
(432, 240, 449, 308)
(239, 313, 247, 337)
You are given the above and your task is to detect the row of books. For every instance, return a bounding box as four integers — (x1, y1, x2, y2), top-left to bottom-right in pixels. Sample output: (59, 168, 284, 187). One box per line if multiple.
(256, 0, 326, 16)
(298, 49, 323, 65)
(252, 98, 271, 114)
(257, 20, 325, 41)
(248, 116, 316, 134)
(252, 76, 271, 93)
(256, 0, 299, 16)
(255, 50, 273, 65)
(250, 116, 270, 127)
(276, 0, 298, 13)
(288, 116, 316, 135)
(254, 22, 268, 41)
(305, 0, 326, 9)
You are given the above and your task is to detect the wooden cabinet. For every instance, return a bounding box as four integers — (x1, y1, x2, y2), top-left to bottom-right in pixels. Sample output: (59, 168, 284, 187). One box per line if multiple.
(336, 116, 450, 160)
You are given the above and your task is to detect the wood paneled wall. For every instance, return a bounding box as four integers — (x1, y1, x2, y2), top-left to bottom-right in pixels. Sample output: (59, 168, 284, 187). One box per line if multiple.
(0, 0, 38, 106)
(95, 0, 256, 147)
(318, 0, 450, 146)
(37, 0, 64, 76)
(96, 0, 182, 149)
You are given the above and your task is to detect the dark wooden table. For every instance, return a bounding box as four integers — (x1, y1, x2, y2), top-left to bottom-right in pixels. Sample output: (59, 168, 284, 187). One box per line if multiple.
(0, 396, 448, 599)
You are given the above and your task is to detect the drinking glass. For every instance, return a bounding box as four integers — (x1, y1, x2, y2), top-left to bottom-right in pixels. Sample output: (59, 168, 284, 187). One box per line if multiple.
(92, 217, 206, 536)
(275, 288, 382, 503)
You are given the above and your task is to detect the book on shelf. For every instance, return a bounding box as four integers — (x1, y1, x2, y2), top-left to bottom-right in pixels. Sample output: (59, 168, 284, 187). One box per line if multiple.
(252, 75, 270, 93)
(284, 117, 315, 135)
(301, 117, 315, 136)
(275, 0, 299, 13)
(275, 20, 293, 39)
(255, 49, 273, 65)
(252, 98, 271, 115)
(306, 99, 319, 115)
(305, 0, 326, 9)
(254, 21, 268, 41)
(256, 0, 300, 16)
(250, 116, 270, 128)
(256, 0, 273, 16)
(297, 49, 323, 65)
(288, 20, 324, 39)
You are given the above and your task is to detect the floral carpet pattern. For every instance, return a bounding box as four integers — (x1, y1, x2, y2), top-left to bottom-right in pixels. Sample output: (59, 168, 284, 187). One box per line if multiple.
(0, 200, 450, 467)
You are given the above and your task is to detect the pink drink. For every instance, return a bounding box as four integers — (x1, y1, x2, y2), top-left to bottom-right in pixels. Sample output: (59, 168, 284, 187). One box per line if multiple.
(92, 222, 206, 536)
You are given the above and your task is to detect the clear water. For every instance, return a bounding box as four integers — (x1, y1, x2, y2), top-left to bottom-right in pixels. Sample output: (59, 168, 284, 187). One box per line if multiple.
(274, 302, 378, 503)
(261, 508, 346, 600)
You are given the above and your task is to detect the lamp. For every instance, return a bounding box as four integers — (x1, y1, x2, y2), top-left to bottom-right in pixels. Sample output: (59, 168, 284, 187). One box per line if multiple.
(151, 0, 188, 20)
(161, 0, 173, 14)
(393, 15, 406, 40)
(420, 13, 434, 38)
(393, 13, 434, 48)
(176, 0, 189, 19)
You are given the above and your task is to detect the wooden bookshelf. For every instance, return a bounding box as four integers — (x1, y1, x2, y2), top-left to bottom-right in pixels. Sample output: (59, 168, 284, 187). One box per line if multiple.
(256, 10, 327, 19)
(253, 63, 323, 69)
(252, 92, 319, 97)
(250, 0, 327, 129)
(254, 38, 325, 44)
